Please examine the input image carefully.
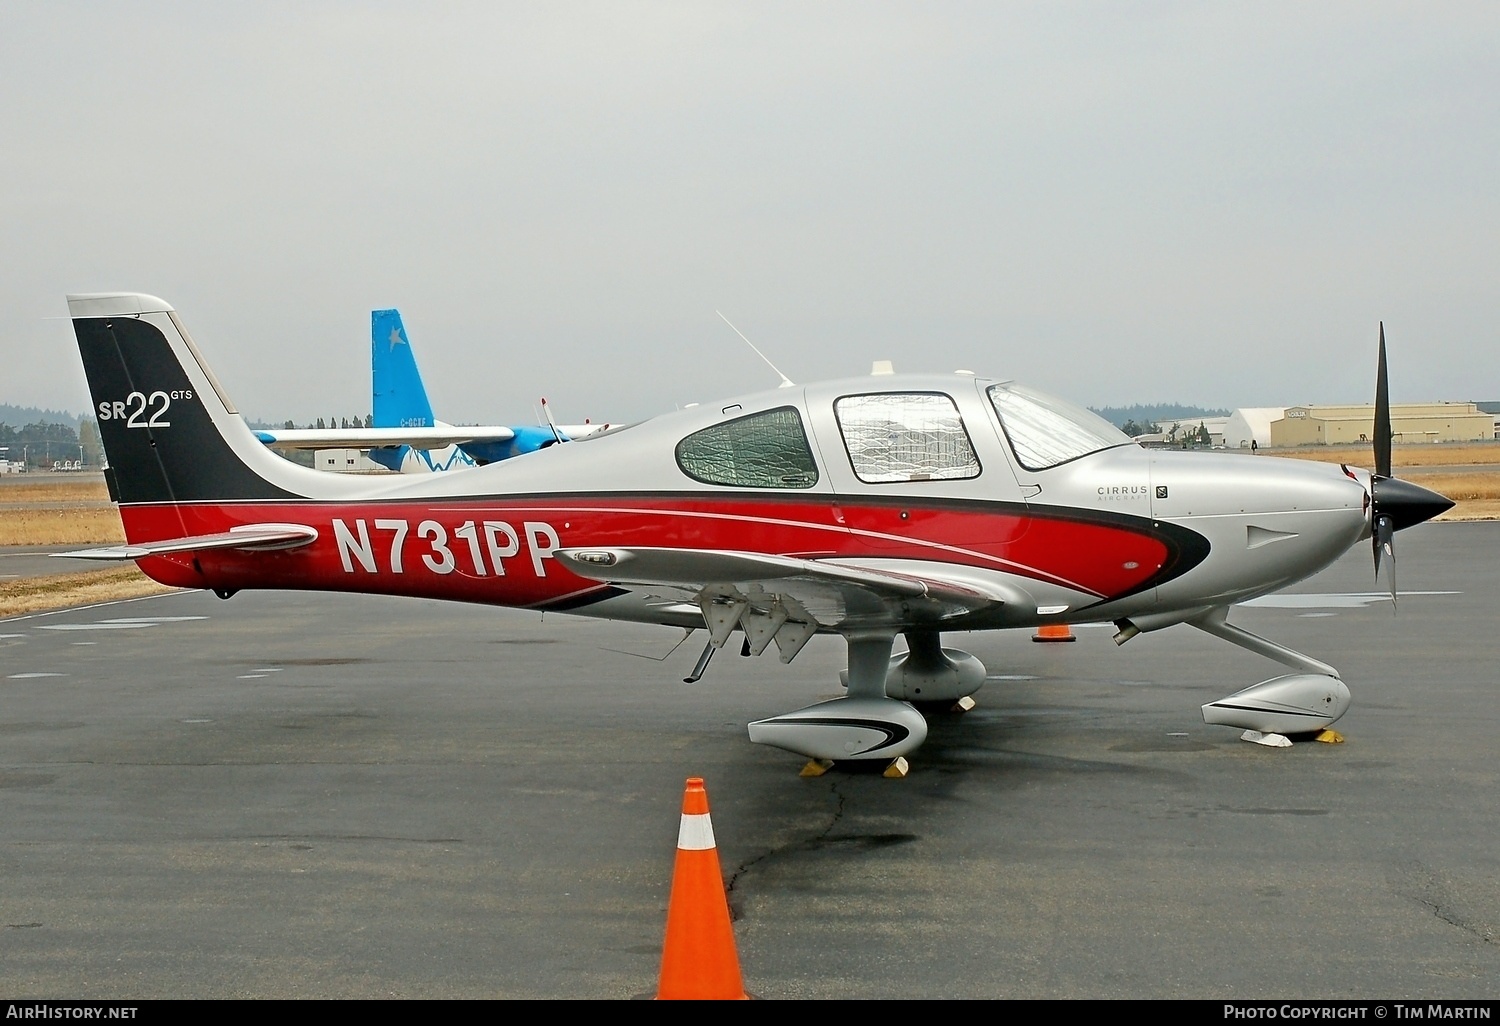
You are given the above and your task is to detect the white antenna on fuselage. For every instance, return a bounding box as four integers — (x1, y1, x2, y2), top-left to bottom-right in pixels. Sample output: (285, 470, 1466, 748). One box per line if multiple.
(716, 311, 796, 388)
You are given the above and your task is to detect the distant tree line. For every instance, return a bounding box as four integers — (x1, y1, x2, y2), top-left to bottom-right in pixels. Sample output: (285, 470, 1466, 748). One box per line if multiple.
(1091, 403, 1229, 429)
(249, 415, 374, 431)
(1119, 418, 1162, 437)
(0, 410, 374, 470)
(0, 419, 101, 468)
(1113, 418, 1217, 446)
(1167, 421, 1214, 447)
(0, 404, 81, 431)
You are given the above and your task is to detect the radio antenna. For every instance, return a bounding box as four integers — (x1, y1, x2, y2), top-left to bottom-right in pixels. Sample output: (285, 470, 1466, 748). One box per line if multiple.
(716, 311, 796, 388)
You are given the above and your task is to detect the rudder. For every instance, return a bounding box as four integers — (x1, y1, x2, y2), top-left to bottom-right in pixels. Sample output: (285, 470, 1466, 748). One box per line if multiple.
(70, 293, 301, 505)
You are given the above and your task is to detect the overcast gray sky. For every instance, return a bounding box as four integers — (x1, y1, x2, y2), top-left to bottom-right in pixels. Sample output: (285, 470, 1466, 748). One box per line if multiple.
(2, 2, 1496, 426)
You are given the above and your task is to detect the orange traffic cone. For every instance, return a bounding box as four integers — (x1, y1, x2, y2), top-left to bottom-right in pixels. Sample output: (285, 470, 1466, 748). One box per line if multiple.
(1032, 623, 1076, 643)
(656, 777, 748, 1000)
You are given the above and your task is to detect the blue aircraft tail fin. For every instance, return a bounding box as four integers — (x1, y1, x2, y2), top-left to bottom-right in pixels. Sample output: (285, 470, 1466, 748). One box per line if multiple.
(372, 309, 435, 429)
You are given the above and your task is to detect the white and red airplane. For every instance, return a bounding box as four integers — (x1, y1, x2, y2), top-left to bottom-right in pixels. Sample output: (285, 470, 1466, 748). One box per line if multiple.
(66, 293, 1451, 773)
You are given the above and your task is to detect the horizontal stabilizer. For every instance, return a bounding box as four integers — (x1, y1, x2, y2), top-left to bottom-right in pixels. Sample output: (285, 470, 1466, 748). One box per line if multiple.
(58, 524, 319, 561)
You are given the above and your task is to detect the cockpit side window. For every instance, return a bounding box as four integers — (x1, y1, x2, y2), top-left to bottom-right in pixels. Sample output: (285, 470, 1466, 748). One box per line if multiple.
(987, 383, 1132, 470)
(675, 406, 819, 488)
(834, 392, 981, 484)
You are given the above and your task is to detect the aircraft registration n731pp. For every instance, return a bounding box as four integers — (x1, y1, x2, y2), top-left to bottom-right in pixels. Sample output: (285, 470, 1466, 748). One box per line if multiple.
(67, 293, 1452, 774)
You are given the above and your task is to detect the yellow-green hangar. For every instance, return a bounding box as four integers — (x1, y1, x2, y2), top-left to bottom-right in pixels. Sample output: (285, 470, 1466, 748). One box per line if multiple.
(1270, 402, 1492, 446)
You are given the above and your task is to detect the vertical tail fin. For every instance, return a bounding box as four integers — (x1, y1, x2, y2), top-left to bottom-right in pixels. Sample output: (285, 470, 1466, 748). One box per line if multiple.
(371, 309, 435, 429)
(69, 293, 331, 504)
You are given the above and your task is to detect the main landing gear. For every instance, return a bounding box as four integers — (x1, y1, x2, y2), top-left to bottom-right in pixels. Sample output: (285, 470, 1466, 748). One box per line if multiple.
(747, 628, 986, 777)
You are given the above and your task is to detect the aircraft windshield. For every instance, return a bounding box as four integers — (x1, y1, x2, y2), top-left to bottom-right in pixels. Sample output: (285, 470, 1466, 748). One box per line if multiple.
(987, 383, 1132, 471)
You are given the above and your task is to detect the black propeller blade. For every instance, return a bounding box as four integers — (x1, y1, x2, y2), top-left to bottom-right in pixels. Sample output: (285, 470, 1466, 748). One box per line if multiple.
(1374, 322, 1392, 479)
(1367, 323, 1454, 607)
(1374, 511, 1396, 608)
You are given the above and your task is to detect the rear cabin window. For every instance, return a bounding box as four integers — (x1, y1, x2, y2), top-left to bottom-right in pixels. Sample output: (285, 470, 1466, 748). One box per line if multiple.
(834, 393, 980, 483)
(675, 407, 819, 488)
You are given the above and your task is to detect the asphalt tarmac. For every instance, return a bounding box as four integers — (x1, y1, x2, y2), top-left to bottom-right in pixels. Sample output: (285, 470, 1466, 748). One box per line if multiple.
(1, 521, 1496, 999)
(0, 546, 115, 581)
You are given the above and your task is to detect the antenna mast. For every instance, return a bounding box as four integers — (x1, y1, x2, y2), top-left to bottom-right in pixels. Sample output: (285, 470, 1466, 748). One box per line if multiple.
(716, 311, 796, 388)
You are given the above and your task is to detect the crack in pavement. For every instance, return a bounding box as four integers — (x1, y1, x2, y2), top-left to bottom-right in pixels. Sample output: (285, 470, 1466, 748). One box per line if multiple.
(725, 778, 848, 921)
(1396, 859, 1496, 947)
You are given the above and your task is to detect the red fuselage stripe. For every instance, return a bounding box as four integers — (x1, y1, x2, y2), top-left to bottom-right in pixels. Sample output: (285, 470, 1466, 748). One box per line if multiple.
(119, 496, 1184, 606)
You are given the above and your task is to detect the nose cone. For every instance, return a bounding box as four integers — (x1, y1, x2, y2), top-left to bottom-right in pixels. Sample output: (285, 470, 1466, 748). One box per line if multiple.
(1372, 476, 1455, 531)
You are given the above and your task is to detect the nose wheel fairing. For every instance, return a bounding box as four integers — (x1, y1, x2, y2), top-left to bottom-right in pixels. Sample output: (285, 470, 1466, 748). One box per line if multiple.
(1201, 673, 1351, 736)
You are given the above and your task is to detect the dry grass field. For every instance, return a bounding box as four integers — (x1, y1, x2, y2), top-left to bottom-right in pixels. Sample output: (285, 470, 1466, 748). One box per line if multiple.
(1259, 442, 1500, 520)
(0, 507, 126, 546)
(1261, 442, 1500, 469)
(2, 450, 1496, 616)
(0, 479, 116, 504)
(0, 476, 124, 546)
(0, 475, 150, 617)
(0, 564, 176, 618)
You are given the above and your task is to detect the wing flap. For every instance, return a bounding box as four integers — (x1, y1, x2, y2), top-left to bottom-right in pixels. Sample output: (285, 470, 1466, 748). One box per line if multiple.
(556, 546, 1019, 621)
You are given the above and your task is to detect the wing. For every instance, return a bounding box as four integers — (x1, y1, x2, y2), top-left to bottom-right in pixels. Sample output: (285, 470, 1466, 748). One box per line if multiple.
(555, 546, 1033, 663)
(254, 426, 516, 450)
(59, 524, 319, 561)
